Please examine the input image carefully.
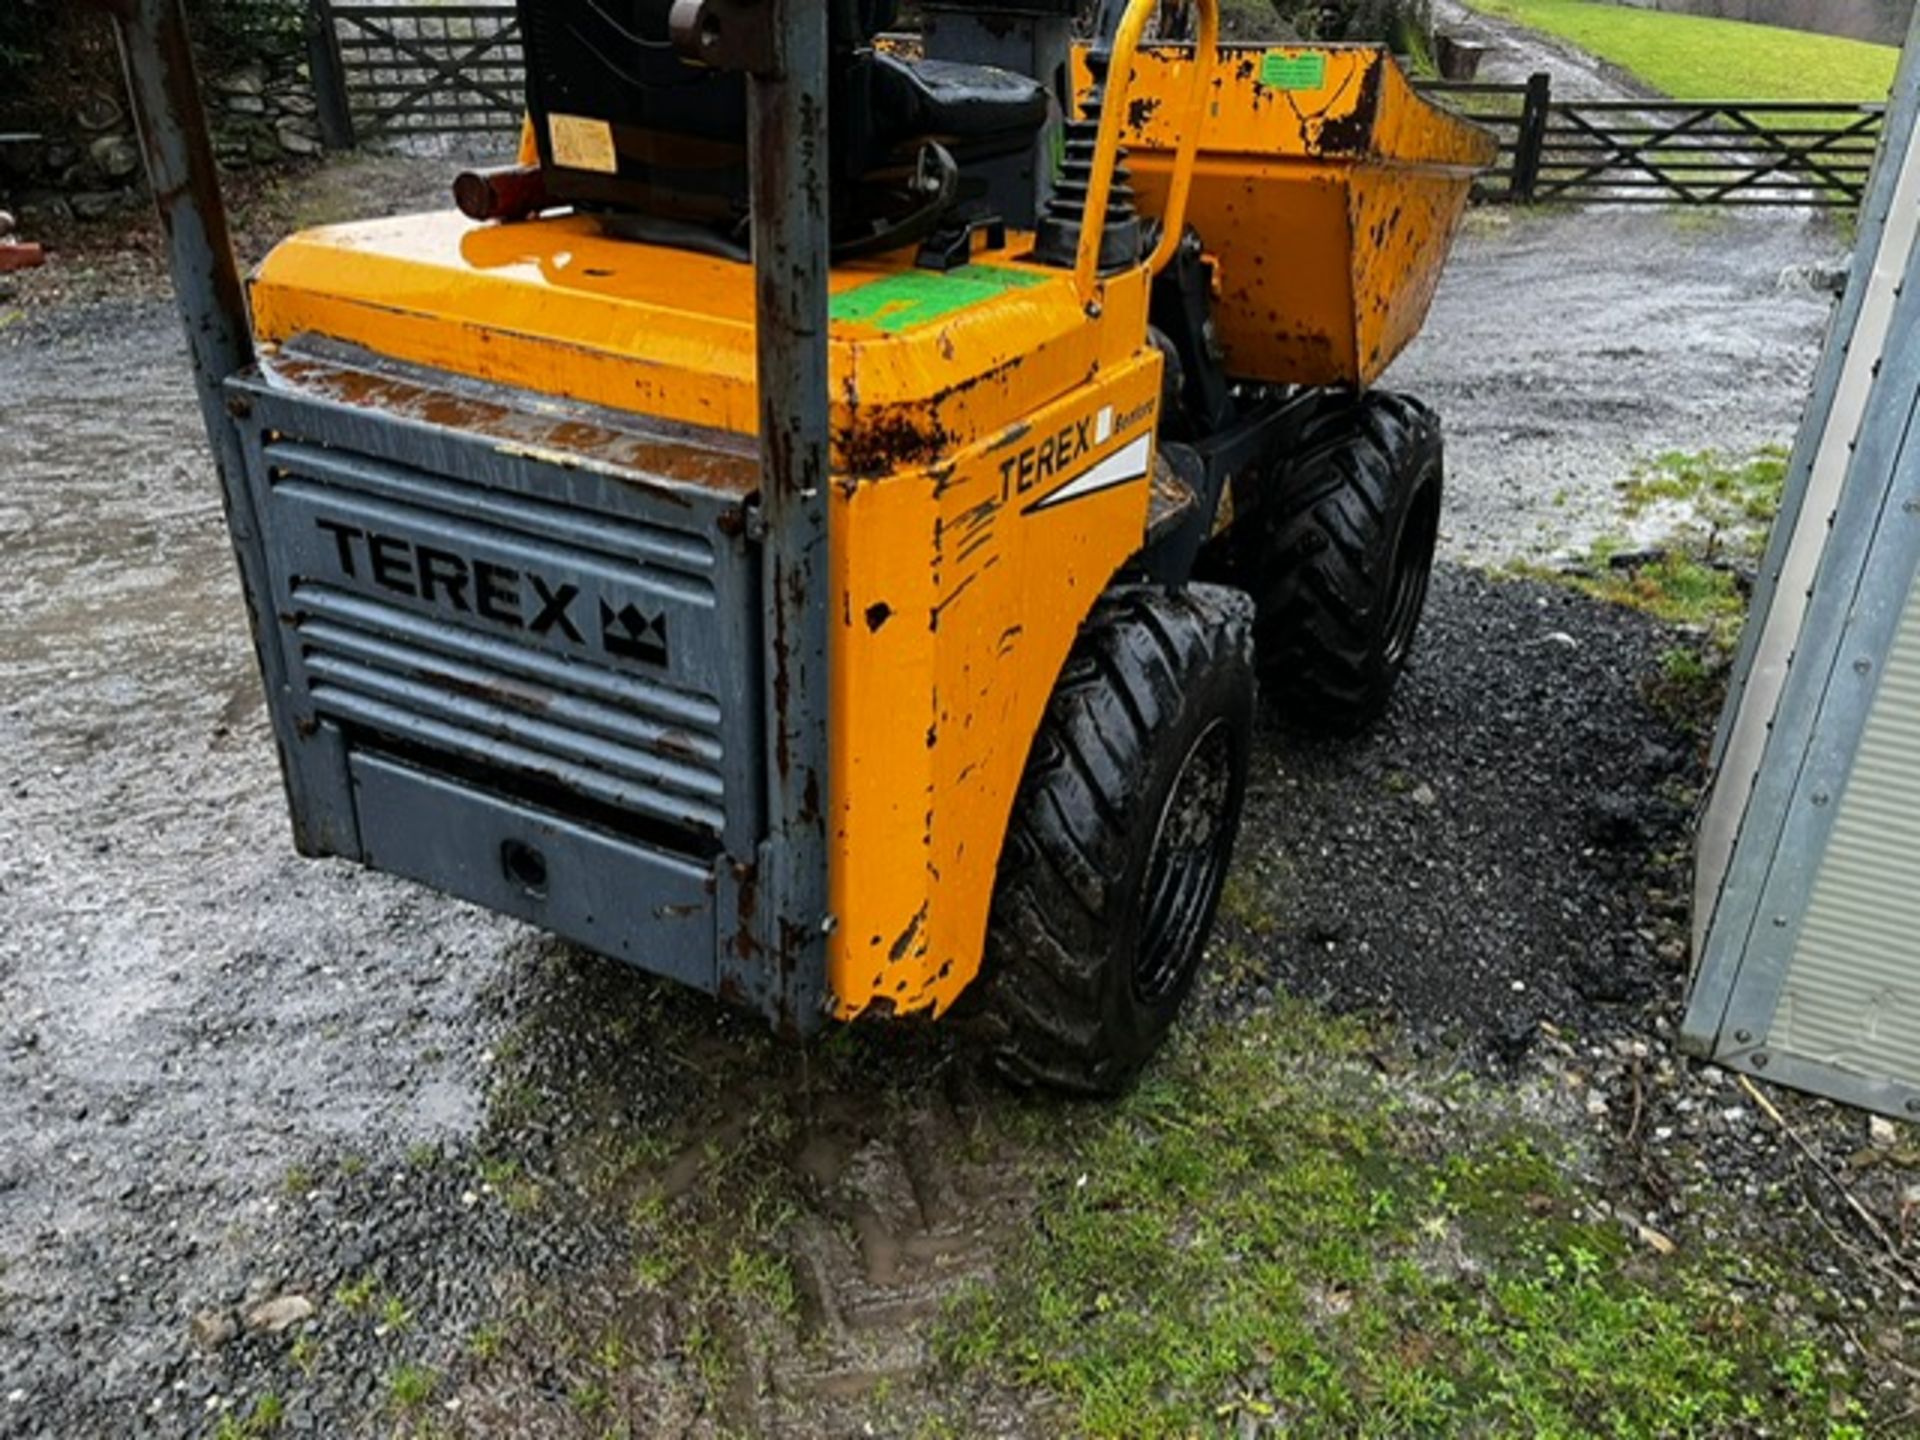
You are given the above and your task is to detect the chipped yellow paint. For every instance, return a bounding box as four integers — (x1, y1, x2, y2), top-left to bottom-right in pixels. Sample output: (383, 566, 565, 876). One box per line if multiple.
(250, 213, 1150, 475)
(1099, 43, 1496, 386)
(830, 354, 1163, 1016)
(247, 206, 1162, 1020)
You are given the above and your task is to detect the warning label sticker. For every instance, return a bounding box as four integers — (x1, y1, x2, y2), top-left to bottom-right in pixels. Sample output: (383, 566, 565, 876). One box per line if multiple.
(550, 113, 618, 175)
(1260, 52, 1329, 92)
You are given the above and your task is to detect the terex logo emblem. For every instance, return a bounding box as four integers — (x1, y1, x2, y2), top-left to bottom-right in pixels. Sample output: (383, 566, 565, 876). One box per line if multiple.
(600, 602, 669, 667)
(315, 519, 670, 669)
(998, 414, 1097, 498)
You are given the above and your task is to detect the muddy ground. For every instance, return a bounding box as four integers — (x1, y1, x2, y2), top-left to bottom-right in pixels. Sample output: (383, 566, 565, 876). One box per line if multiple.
(0, 14, 1910, 1439)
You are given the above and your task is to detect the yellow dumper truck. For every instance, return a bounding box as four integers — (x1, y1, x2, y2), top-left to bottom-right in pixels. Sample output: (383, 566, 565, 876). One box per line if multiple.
(101, 0, 1492, 1091)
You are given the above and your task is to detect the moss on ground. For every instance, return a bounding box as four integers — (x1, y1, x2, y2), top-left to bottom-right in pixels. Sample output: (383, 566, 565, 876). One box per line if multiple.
(1621, 446, 1790, 537)
(1511, 446, 1790, 723)
(937, 1002, 1868, 1438)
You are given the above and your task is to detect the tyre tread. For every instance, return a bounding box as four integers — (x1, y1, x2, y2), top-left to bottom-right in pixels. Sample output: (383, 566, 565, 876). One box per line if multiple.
(977, 584, 1255, 1094)
(1246, 390, 1442, 728)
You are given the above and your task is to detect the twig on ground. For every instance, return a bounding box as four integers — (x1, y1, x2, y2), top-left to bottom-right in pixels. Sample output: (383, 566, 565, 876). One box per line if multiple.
(1871, 1400, 1920, 1437)
(1841, 1322, 1920, 1387)
(1741, 1074, 1920, 1291)
(1800, 1174, 1913, 1299)
(1625, 1054, 1646, 1147)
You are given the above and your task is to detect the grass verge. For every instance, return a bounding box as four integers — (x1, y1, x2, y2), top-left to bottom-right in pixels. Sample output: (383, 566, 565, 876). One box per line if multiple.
(1464, 0, 1900, 102)
(939, 1003, 1866, 1438)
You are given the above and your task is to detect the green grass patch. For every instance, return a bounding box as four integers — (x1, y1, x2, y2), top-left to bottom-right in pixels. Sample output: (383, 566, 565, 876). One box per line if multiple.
(467, 1321, 508, 1363)
(1590, 549, 1747, 629)
(478, 1153, 545, 1214)
(210, 1394, 284, 1440)
(938, 1002, 1861, 1437)
(379, 1294, 413, 1335)
(287, 1332, 321, 1378)
(1465, 0, 1899, 102)
(1622, 445, 1789, 535)
(1518, 446, 1789, 707)
(386, 1363, 439, 1412)
(332, 1272, 379, 1314)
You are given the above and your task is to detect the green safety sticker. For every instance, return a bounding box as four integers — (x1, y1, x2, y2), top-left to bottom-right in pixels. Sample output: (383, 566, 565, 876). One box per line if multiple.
(1260, 52, 1328, 91)
(830, 264, 1049, 334)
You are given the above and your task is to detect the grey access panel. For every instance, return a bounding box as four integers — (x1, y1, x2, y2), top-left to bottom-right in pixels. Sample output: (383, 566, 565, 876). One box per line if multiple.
(223, 341, 773, 997)
(353, 753, 717, 988)
(1768, 589, 1920, 1080)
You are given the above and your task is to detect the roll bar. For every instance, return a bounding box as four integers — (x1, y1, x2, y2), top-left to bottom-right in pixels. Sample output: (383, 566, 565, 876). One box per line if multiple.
(1075, 0, 1220, 303)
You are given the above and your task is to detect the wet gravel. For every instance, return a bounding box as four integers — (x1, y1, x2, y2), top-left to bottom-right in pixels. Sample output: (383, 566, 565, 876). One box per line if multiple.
(1390, 1, 1851, 567)
(0, 547, 1700, 1437)
(1219, 564, 1694, 1056)
(1390, 204, 1846, 567)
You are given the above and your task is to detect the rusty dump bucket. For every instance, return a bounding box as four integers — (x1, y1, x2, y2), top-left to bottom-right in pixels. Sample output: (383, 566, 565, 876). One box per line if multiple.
(1107, 44, 1497, 388)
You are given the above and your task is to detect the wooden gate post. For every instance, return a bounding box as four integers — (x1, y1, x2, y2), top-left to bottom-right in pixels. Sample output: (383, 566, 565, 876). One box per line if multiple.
(304, 0, 356, 149)
(1512, 70, 1551, 201)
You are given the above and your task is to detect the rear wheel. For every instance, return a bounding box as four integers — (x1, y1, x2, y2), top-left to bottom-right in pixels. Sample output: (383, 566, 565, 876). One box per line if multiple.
(1242, 391, 1443, 730)
(973, 584, 1255, 1095)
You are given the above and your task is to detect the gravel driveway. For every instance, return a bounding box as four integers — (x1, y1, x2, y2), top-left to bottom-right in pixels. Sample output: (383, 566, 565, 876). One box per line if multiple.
(1391, 204, 1843, 564)
(0, 16, 1875, 1432)
(1394, 1, 1849, 565)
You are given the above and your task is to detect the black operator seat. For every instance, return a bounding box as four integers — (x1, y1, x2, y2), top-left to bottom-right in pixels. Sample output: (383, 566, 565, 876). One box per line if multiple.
(515, 0, 1049, 256)
(872, 56, 1052, 161)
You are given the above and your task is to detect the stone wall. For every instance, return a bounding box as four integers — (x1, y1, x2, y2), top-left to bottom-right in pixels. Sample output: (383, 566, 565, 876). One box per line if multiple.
(1603, 0, 1914, 47)
(0, 41, 323, 225)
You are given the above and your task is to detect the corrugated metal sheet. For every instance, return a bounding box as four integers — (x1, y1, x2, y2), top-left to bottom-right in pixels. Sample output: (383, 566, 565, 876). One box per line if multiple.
(1771, 575, 1920, 1078)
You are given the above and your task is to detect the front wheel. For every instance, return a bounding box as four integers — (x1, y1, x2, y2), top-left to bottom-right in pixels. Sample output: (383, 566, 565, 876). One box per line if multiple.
(1243, 391, 1444, 730)
(972, 584, 1255, 1095)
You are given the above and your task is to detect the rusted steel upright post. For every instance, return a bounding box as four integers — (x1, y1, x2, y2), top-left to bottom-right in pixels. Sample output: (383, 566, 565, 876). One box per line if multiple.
(750, 0, 834, 1029)
(94, 0, 315, 851)
(304, 0, 357, 151)
(673, 0, 834, 1027)
(96, 0, 255, 481)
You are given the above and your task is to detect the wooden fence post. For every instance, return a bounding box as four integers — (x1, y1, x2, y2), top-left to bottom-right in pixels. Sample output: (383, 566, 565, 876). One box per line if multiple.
(1511, 70, 1552, 201)
(304, 0, 356, 150)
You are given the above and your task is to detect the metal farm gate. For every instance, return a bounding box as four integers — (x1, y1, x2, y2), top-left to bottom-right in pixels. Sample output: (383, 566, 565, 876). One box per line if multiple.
(305, 0, 523, 149)
(1420, 75, 1886, 206)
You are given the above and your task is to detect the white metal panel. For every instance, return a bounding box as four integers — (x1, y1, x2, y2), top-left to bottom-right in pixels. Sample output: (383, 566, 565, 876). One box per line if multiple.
(1770, 574, 1920, 1079)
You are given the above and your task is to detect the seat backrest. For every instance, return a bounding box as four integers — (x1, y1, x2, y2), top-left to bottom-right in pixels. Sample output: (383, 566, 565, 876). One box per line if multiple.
(517, 0, 899, 232)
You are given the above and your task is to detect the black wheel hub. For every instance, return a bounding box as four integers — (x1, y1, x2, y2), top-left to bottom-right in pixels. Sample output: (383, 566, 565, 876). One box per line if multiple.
(1134, 717, 1235, 1005)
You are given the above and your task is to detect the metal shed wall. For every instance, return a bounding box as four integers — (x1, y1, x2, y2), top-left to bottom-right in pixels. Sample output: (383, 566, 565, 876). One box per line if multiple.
(1684, 13, 1920, 1117)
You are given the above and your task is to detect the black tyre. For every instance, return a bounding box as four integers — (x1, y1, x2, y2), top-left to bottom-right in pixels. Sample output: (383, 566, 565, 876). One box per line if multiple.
(1245, 390, 1443, 729)
(973, 584, 1255, 1095)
